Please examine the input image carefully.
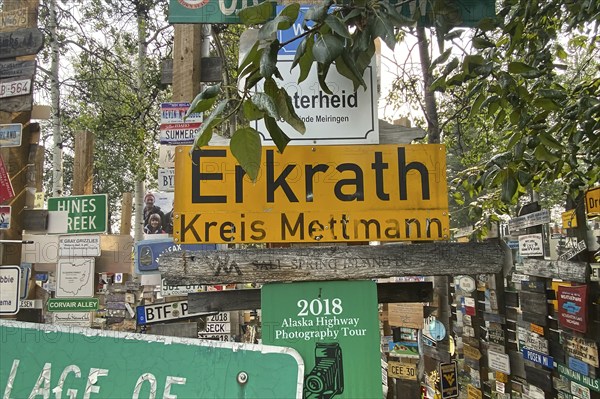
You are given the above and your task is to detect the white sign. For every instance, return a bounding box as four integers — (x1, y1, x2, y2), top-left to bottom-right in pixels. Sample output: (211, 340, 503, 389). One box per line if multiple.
(571, 381, 591, 399)
(138, 300, 212, 324)
(458, 275, 476, 293)
(160, 102, 203, 124)
(254, 58, 379, 145)
(0, 78, 31, 98)
(159, 122, 201, 145)
(55, 258, 95, 298)
(159, 145, 177, 168)
(19, 299, 43, 309)
(158, 168, 175, 192)
(58, 235, 101, 257)
(558, 239, 587, 261)
(509, 209, 551, 233)
(519, 233, 544, 256)
(591, 263, 600, 282)
(488, 350, 511, 374)
(0, 266, 20, 314)
(53, 311, 92, 327)
(526, 332, 549, 354)
(511, 273, 530, 283)
(161, 279, 205, 297)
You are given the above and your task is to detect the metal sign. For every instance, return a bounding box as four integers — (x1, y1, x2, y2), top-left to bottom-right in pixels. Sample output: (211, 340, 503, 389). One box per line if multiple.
(487, 350, 511, 374)
(55, 258, 95, 298)
(522, 348, 554, 369)
(135, 238, 215, 272)
(585, 186, 600, 217)
(518, 233, 544, 257)
(136, 300, 213, 325)
(158, 167, 175, 191)
(160, 102, 203, 124)
(0, 205, 10, 229)
(0, 320, 304, 398)
(0, 266, 20, 314)
(255, 58, 379, 145)
(262, 280, 382, 398)
(508, 209, 551, 233)
(561, 209, 578, 229)
(160, 122, 201, 144)
(0, 123, 22, 147)
(0, 77, 32, 99)
(58, 235, 101, 257)
(387, 360, 417, 380)
(0, 155, 15, 203)
(161, 279, 205, 297)
(169, 0, 275, 24)
(47, 298, 99, 312)
(174, 145, 449, 244)
(558, 285, 588, 333)
(48, 194, 108, 234)
(0, 60, 36, 79)
(440, 361, 459, 398)
(557, 363, 600, 393)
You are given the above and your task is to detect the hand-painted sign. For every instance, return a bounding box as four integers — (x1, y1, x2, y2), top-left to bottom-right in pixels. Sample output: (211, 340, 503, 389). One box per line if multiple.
(0, 123, 22, 147)
(0, 8, 29, 31)
(48, 194, 108, 234)
(0, 266, 20, 314)
(0, 320, 303, 398)
(0, 28, 44, 59)
(174, 145, 449, 243)
(169, 0, 275, 23)
(262, 280, 381, 398)
(561, 334, 599, 368)
(585, 186, 600, 217)
(558, 285, 587, 333)
(135, 238, 215, 272)
(0, 205, 10, 229)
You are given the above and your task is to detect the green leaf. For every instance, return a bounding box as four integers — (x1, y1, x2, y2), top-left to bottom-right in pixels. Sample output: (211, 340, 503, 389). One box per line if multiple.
(556, 44, 568, 61)
(325, 14, 351, 38)
(432, 49, 452, 67)
(264, 116, 291, 153)
(539, 132, 563, 150)
(260, 40, 280, 78)
(305, 1, 329, 22)
(444, 29, 464, 41)
(293, 34, 315, 83)
(472, 37, 496, 49)
(243, 99, 264, 121)
(187, 83, 221, 116)
(312, 34, 344, 64)
(533, 97, 561, 111)
(192, 99, 229, 148)
(335, 52, 366, 91)
(259, 3, 299, 40)
(238, 1, 276, 25)
(533, 145, 560, 163)
(238, 41, 261, 78)
(501, 172, 518, 204)
(507, 61, 539, 75)
(470, 93, 485, 117)
(277, 89, 306, 134)
(317, 62, 333, 94)
(230, 127, 262, 182)
(251, 93, 279, 119)
(442, 58, 459, 76)
(370, 11, 396, 49)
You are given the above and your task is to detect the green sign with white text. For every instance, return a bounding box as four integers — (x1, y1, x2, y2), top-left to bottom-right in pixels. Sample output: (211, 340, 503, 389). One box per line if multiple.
(262, 280, 381, 399)
(0, 320, 303, 398)
(47, 298, 99, 312)
(48, 194, 108, 234)
(169, 0, 275, 24)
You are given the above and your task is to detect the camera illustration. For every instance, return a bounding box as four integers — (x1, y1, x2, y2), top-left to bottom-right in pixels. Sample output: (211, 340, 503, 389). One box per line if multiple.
(304, 343, 344, 399)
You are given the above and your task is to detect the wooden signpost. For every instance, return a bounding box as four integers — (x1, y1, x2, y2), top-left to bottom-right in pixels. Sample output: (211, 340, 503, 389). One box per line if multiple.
(159, 240, 509, 285)
(0, 28, 44, 59)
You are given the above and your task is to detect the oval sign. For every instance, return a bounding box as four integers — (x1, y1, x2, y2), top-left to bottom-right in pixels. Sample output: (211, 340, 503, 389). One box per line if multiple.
(458, 275, 476, 293)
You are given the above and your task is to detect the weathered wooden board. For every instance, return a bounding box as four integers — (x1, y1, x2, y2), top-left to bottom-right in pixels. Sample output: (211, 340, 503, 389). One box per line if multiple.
(515, 259, 587, 282)
(0, 60, 36, 78)
(520, 291, 548, 326)
(188, 282, 433, 312)
(524, 365, 552, 392)
(0, 28, 44, 59)
(160, 240, 509, 285)
(0, 93, 33, 112)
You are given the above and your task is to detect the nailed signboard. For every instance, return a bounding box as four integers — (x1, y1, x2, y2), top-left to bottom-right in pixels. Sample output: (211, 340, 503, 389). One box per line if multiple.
(561, 209, 578, 229)
(135, 238, 215, 272)
(0, 60, 36, 79)
(0, 320, 303, 398)
(47, 298, 99, 312)
(47, 194, 108, 234)
(55, 258, 95, 298)
(160, 102, 202, 124)
(515, 259, 587, 283)
(557, 363, 600, 393)
(387, 303, 423, 329)
(508, 209, 551, 233)
(174, 144, 449, 244)
(158, 167, 175, 191)
(0, 77, 32, 99)
(0, 155, 15, 203)
(585, 186, 600, 217)
(0, 205, 10, 229)
(387, 360, 417, 380)
(561, 334, 599, 368)
(0, 28, 43, 59)
(160, 122, 201, 144)
(488, 350, 511, 374)
(518, 233, 544, 257)
(558, 285, 587, 333)
(0, 266, 20, 315)
(522, 348, 553, 369)
(136, 300, 213, 325)
(58, 235, 101, 257)
(440, 362, 459, 398)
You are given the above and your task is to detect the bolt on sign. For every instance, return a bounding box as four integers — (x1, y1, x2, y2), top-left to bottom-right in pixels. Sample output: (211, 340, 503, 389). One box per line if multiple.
(174, 144, 449, 244)
(0, 320, 303, 398)
(262, 280, 382, 398)
(48, 194, 108, 234)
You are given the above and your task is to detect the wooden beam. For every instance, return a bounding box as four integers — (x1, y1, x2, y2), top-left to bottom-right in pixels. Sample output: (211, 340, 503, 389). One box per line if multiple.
(172, 25, 202, 102)
(120, 192, 132, 235)
(159, 240, 510, 285)
(73, 130, 94, 195)
(187, 282, 434, 313)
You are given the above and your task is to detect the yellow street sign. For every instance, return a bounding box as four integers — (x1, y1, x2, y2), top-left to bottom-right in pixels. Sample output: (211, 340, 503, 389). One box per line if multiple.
(561, 209, 578, 229)
(174, 145, 449, 244)
(585, 186, 600, 217)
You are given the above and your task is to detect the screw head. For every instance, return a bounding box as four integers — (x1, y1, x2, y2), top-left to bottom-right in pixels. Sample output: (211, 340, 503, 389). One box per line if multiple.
(237, 371, 248, 385)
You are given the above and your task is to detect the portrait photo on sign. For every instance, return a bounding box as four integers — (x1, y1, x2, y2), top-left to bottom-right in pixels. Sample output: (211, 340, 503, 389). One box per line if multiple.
(143, 192, 173, 238)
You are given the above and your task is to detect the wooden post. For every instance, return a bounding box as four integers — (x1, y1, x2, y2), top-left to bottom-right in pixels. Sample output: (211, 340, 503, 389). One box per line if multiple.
(120, 192, 133, 235)
(0, 0, 40, 266)
(172, 25, 202, 102)
(72, 130, 94, 195)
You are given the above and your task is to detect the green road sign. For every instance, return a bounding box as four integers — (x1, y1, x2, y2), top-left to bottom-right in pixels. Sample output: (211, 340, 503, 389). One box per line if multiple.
(47, 298, 99, 312)
(262, 280, 382, 398)
(169, 0, 275, 24)
(0, 320, 303, 398)
(48, 194, 108, 234)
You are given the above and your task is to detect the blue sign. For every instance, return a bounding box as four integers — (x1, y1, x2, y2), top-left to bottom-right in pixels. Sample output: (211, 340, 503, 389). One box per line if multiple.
(277, 5, 312, 56)
(135, 239, 215, 272)
(522, 348, 554, 369)
(568, 356, 589, 376)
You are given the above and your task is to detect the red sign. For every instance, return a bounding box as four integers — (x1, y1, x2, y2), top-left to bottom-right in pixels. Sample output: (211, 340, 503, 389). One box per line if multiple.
(558, 285, 588, 333)
(0, 155, 15, 203)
